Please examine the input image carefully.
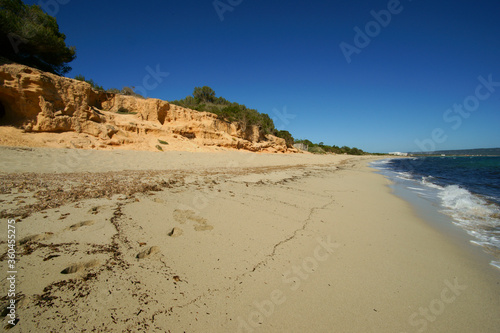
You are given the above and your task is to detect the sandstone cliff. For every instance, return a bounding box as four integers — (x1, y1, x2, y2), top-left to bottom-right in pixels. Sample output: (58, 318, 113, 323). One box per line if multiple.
(0, 61, 293, 153)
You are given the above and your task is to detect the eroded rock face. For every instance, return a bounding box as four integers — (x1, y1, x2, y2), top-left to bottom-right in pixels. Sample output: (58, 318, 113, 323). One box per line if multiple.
(0, 62, 290, 153)
(102, 94, 169, 125)
(0, 63, 105, 125)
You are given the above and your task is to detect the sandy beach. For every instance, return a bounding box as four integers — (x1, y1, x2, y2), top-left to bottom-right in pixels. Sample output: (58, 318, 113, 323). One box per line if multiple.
(1, 147, 499, 332)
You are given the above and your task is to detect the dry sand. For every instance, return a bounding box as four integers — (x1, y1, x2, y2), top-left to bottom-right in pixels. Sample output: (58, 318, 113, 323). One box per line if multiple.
(0, 147, 499, 332)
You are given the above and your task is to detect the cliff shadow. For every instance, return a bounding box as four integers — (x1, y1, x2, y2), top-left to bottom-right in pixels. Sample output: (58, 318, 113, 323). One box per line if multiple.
(0, 100, 5, 120)
(0, 96, 17, 126)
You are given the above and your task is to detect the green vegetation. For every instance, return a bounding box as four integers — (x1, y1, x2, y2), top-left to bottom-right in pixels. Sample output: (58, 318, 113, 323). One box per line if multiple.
(155, 144, 163, 151)
(74, 74, 104, 91)
(158, 139, 168, 145)
(294, 139, 366, 155)
(0, 0, 76, 75)
(276, 130, 294, 148)
(171, 86, 279, 136)
(69, 78, 146, 99)
(101, 86, 145, 98)
(106, 88, 120, 94)
(193, 86, 216, 103)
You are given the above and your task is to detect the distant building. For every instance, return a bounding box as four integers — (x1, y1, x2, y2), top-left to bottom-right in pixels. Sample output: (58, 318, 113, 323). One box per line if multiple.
(293, 143, 309, 151)
(388, 152, 408, 156)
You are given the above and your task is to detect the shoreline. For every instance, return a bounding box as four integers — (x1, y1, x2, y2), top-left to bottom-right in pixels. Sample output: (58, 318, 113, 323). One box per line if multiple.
(0, 149, 499, 331)
(391, 174, 498, 269)
(372, 157, 500, 272)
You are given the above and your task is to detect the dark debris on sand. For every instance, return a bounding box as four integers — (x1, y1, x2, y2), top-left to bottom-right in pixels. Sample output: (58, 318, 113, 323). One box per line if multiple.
(0, 170, 183, 220)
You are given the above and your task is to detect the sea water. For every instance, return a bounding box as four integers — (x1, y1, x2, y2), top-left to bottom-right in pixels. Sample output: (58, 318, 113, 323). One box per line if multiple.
(371, 156, 500, 271)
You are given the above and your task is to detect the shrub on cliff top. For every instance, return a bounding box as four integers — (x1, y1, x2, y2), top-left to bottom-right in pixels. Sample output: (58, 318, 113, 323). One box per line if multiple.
(294, 139, 366, 155)
(0, 0, 76, 75)
(74, 74, 104, 91)
(276, 130, 294, 147)
(171, 87, 277, 135)
(193, 86, 216, 103)
(121, 86, 145, 99)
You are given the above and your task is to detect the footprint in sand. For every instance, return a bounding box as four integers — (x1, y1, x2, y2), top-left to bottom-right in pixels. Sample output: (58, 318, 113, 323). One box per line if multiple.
(173, 209, 206, 224)
(68, 220, 95, 231)
(168, 227, 183, 237)
(136, 246, 160, 259)
(61, 259, 100, 274)
(19, 232, 53, 245)
(194, 224, 214, 231)
(172, 209, 214, 231)
(1, 295, 27, 327)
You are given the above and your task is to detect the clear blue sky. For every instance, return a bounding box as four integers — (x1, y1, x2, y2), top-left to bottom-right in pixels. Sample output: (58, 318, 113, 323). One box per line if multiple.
(25, 0, 500, 153)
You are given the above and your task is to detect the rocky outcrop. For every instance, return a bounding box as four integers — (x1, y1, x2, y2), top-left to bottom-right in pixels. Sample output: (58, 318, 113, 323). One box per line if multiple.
(102, 94, 169, 125)
(0, 64, 105, 123)
(0, 62, 291, 153)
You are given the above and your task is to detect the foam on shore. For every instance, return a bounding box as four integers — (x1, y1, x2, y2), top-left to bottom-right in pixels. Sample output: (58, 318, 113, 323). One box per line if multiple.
(371, 158, 500, 270)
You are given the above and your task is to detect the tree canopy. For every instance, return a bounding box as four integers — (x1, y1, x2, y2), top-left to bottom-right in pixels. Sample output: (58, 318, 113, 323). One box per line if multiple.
(0, 0, 76, 75)
(193, 86, 216, 103)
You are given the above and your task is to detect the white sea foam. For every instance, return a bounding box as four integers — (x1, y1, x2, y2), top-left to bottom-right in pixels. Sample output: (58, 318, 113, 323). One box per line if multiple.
(407, 186, 425, 191)
(370, 159, 391, 170)
(421, 176, 442, 189)
(438, 185, 499, 223)
(491, 261, 500, 270)
(371, 159, 500, 270)
(395, 171, 413, 180)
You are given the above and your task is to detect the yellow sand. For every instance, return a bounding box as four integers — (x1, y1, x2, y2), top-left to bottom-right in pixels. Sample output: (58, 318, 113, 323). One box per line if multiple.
(0, 147, 498, 332)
